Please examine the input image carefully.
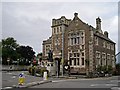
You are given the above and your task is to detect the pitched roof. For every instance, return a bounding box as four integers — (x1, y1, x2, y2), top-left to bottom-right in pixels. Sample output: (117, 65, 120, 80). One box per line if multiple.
(94, 32, 115, 44)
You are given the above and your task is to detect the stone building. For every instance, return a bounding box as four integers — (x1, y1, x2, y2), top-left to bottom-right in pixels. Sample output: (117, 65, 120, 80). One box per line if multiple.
(42, 13, 116, 74)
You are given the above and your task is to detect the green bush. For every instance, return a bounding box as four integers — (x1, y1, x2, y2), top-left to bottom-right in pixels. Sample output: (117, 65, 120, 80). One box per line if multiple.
(28, 66, 49, 77)
(28, 67, 32, 74)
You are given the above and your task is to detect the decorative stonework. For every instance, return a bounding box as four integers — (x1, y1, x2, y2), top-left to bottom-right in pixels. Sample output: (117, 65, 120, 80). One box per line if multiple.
(42, 13, 116, 74)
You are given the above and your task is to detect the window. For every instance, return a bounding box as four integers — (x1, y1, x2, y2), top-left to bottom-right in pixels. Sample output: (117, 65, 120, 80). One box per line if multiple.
(72, 59, 74, 66)
(77, 58, 79, 65)
(51, 64, 53, 66)
(103, 41, 106, 48)
(82, 58, 84, 65)
(74, 53, 76, 57)
(95, 37, 98, 45)
(70, 58, 72, 65)
(69, 52, 80, 66)
(81, 37, 84, 44)
(45, 44, 51, 56)
(68, 32, 81, 46)
(102, 53, 106, 66)
(74, 58, 76, 65)
(112, 55, 115, 67)
(107, 54, 110, 65)
(82, 45, 84, 50)
(57, 27, 59, 33)
(77, 53, 80, 57)
(54, 28, 56, 34)
(68, 38, 70, 45)
(81, 32, 84, 36)
(74, 38, 77, 44)
(96, 51, 101, 66)
(77, 37, 80, 44)
(111, 44, 114, 50)
(82, 52, 84, 56)
(71, 38, 73, 45)
(69, 53, 72, 57)
(60, 27, 62, 32)
(107, 42, 110, 49)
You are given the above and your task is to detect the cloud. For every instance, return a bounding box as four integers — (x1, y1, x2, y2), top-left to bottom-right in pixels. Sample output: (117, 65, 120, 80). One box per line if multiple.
(1, 0, 120, 2)
(2, 2, 118, 54)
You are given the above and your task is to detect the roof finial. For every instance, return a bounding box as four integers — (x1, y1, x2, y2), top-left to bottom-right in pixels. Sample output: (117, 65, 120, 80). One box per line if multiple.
(74, 12, 78, 17)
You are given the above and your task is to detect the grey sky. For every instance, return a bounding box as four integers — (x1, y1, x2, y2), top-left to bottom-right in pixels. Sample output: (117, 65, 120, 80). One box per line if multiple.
(2, 2, 118, 56)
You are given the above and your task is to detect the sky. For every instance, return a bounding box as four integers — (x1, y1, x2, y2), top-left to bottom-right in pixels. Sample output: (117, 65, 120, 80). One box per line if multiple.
(1, 1, 119, 60)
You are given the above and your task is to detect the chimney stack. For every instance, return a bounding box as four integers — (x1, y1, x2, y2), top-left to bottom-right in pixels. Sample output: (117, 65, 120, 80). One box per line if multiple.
(96, 17, 101, 30)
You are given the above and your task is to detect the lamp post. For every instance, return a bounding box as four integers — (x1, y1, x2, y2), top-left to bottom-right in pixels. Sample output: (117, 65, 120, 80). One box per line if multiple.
(7, 58, 10, 71)
(61, 19, 64, 76)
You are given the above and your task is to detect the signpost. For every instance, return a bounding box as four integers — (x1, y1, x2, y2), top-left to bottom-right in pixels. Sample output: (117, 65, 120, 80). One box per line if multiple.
(7, 58, 10, 71)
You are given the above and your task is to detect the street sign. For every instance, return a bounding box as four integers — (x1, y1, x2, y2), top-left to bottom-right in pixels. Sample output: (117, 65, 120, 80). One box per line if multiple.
(65, 66, 68, 70)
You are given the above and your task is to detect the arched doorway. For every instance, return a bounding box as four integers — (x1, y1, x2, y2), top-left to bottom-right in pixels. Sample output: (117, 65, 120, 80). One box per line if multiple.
(54, 58, 61, 76)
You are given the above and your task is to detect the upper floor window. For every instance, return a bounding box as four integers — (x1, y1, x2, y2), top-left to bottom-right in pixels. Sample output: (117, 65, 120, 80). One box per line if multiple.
(107, 54, 110, 60)
(60, 27, 62, 32)
(54, 28, 56, 34)
(77, 37, 80, 44)
(81, 45, 84, 50)
(103, 41, 106, 48)
(45, 44, 51, 56)
(57, 27, 59, 34)
(81, 32, 84, 36)
(111, 44, 114, 50)
(81, 37, 84, 44)
(82, 52, 84, 56)
(95, 37, 98, 45)
(68, 33, 81, 46)
(107, 42, 110, 49)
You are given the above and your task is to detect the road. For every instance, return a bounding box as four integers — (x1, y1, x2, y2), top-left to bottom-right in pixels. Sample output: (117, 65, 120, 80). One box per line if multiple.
(2, 71, 120, 90)
(31, 76, 120, 89)
(2, 71, 43, 88)
(2, 71, 64, 88)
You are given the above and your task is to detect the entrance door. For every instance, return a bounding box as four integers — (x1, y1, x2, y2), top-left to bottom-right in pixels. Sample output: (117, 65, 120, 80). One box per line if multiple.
(55, 58, 60, 76)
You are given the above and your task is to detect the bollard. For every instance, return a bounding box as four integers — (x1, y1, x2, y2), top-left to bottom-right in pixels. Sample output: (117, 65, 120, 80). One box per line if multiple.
(18, 73, 25, 85)
(43, 71, 48, 80)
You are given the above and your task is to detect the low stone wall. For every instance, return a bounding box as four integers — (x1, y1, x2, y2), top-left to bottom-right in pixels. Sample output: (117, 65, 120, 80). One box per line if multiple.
(2, 65, 29, 71)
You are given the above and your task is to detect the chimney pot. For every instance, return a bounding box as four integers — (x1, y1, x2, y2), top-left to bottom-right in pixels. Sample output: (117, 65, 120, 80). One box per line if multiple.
(74, 13, 78, 17)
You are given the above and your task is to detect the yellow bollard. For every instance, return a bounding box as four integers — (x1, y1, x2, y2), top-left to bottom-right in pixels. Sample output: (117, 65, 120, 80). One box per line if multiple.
(18, 73, 25, 85)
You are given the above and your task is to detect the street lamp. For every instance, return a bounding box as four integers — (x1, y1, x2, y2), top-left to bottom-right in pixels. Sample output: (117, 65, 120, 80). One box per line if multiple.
(7, 58, 10, 71)
(61, 19, 64, 76)
(17, 59, 19, 67)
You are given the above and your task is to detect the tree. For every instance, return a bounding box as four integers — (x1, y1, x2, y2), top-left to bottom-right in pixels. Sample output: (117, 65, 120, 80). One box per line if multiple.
(37, 53, 42, 62)
(16, 45, 35, 65)
(107, 65, 113, 74)
(2, 37, 19, 65)
(116, 63, 120, 75)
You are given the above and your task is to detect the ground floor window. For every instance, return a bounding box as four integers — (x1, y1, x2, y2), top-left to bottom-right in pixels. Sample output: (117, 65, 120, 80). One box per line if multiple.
(81, 58, 84, 65)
